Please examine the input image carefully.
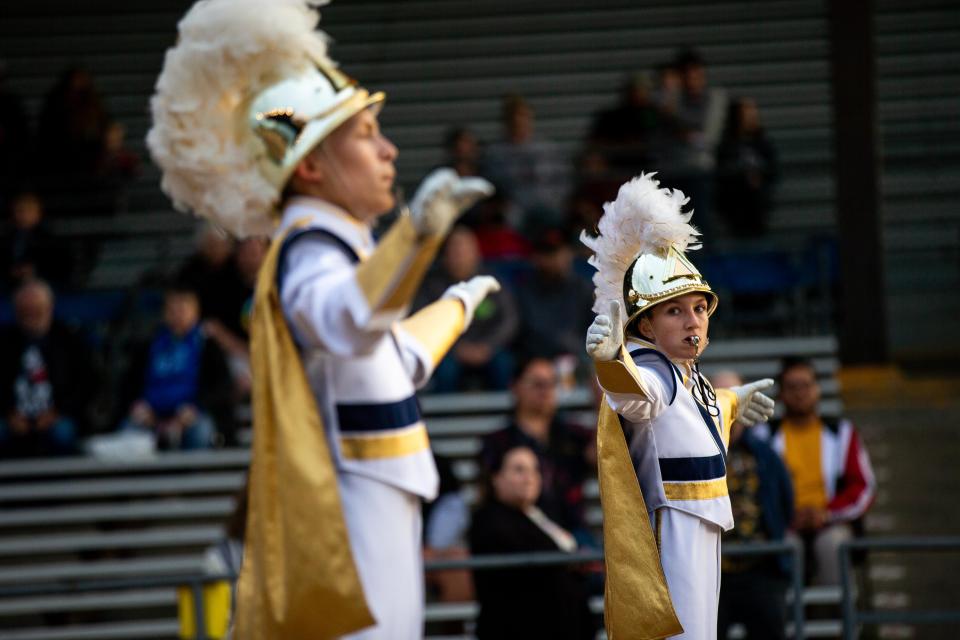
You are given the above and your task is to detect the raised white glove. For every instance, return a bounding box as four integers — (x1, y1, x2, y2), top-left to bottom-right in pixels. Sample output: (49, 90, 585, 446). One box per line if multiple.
(409, 168, 494, 237)
(585, 300, 624, 362)
(730, 378, 776, 426)
(442, 275, 501, 327)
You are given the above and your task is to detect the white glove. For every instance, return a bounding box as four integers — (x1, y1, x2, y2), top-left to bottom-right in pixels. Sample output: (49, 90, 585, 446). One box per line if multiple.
(730, 379, 776, 426)
(409, 168, 494, 237)
(442, 275, 501, 327)
(585, 300, 624, 362)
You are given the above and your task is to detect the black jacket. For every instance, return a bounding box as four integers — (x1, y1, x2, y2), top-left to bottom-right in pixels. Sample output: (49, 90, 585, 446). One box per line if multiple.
(469, 499, 595, 640)
(0, 321, 98, 430)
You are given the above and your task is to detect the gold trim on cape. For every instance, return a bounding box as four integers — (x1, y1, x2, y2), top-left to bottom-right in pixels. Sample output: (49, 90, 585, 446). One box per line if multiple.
(597, 400, 682, 639)
(233, 219, 375, 639)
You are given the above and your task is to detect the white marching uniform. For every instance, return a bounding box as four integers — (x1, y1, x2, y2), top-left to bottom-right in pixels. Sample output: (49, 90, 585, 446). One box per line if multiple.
(277, 197, 443, 639)
(600, 338, 736, 640)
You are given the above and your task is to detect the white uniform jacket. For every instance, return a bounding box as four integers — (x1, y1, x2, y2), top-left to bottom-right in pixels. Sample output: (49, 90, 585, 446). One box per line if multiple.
(276, 197, 445, 500)
(598, 339, 738, 531)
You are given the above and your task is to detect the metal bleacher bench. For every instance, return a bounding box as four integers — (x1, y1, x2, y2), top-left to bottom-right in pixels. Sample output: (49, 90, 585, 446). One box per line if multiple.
(0, 336, 842, 639)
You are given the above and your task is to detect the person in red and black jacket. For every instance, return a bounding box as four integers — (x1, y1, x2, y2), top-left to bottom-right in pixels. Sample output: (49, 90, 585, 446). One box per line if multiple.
(755, 356, 876, 585)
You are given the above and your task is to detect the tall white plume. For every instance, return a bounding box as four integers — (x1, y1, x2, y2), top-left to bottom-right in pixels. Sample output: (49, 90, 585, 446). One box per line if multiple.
(581, 173, 702, 317)
(147, 0, 332, 237)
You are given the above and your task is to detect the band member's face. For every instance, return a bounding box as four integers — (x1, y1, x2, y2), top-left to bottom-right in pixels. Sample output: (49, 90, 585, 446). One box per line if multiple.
(313, 109, 398, 222)
(638, 293, 710, 362)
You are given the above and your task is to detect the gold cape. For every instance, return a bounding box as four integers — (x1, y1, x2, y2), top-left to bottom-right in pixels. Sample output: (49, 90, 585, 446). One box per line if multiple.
(597, 399, 683, 639)
(233, 225, 375, 639)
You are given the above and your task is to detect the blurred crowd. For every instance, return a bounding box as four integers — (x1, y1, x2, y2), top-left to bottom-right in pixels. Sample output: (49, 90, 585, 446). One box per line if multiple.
(0, 48, 783, 452)
(0, 51, 856, 639)
(0, 64, 141, 221)
(0, 64, 141, 292)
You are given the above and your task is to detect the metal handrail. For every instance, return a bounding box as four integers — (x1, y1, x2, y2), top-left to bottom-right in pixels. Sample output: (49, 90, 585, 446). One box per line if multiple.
(839, 536, 960, 640)
(0, 541, 804, 640)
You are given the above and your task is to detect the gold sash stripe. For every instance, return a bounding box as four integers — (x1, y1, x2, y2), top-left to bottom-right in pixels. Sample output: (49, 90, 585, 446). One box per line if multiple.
(663, 477, 729, 501)
(339, 424, 430, 460)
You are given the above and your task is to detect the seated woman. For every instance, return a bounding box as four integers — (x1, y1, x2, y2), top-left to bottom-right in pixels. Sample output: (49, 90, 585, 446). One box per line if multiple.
(468, 444, 595, 640)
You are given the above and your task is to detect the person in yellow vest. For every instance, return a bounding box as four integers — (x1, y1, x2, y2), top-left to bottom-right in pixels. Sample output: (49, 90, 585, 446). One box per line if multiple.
(755, 356, 876, 586)
(582, 174, 776, 639)
(147, 1, 498, 638)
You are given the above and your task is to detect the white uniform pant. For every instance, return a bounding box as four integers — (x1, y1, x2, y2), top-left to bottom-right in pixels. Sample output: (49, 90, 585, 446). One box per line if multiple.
(654, 508, 722, 640)
(338, 472, 424, 640)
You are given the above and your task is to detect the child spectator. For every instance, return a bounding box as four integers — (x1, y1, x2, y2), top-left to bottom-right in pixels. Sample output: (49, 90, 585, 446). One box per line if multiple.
(118, 283, 234, 450)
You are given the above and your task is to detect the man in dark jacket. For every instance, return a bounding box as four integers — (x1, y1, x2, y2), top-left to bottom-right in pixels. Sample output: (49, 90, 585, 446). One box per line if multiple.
(0, 279, 97, 457)
(118, 283, 233, 449)
(714, 371, 794, 639)
(479, 357, 596, 540)
(414, 226, 518, 392)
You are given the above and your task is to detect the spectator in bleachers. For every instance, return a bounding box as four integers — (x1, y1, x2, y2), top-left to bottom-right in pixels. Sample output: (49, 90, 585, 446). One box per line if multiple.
(203, 237, 268, 396)
(756, 357, 876, 585)
(0, 191, 72, 291)
(0, 279, 97, 457)
(480, 357, 595, 539)
(118, 283, 234, 450)
(201, 482, 247, 637)
(660, 49, 727, 238)
(186, 235, 267, 400)
(205, 483, 247, 577)
(178, 224, 237, 317)
(588, 72, 662, 177)
(653, 59, 683, 118)
(469, 444, 595, 639)
(471, 190, 532, 260)
(712, 370, 794, 640)
(93, 121, 142, 215)
(423, 455, 474, 609)
(444, 126, 482, 180)
(715, 97, 779, 237)
(37, 66, 110, 214)
(0, 62, 31, 207)
(481, 94, 569, 230)
(439, 126, 529, 259)
(414, 226, 518, 392)
(514, 224, 594, 367)
(568, 148, 619, 242)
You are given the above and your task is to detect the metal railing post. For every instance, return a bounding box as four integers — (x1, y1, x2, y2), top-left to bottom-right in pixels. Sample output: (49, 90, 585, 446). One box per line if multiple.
(839, 541, 856, 640)
(192, 580, 208, 640)
(791, 537, 805, 640)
